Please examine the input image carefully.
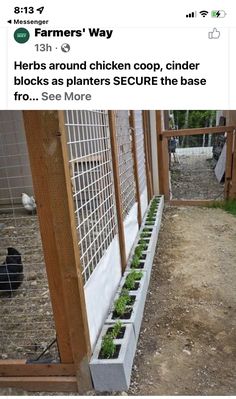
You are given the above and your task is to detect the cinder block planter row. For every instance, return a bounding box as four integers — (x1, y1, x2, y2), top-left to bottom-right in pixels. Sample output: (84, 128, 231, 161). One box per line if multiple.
(127, 195, 164, 282)
(106, 271, 149, 338)
(89, 196, 164, 392)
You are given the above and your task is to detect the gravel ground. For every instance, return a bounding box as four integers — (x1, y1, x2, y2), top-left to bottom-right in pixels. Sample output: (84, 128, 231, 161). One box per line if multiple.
(170, 154, 224, 200)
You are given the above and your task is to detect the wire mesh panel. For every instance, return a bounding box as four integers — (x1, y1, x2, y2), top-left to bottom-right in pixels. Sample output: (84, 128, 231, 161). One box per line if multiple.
(65, 110, 117, 285)
(134, 111, 147, 194)
(0, 111, 58, 360)
(115, 111, 136, 219)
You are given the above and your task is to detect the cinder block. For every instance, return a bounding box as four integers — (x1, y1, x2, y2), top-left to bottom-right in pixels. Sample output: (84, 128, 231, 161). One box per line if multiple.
(90, 323, 136, 392)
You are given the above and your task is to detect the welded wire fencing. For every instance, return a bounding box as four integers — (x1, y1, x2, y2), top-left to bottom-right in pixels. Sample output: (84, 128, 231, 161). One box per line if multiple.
(115, 111, 136, 219)
(65, 110, 117, 284)
(0, 111, 57, 360)
(134, 110, 147, 195)
(0, 109, 149, 363)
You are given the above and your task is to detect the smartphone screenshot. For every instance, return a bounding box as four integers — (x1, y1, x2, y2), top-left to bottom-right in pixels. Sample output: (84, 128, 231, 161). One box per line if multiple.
(0, 1, 236, 396)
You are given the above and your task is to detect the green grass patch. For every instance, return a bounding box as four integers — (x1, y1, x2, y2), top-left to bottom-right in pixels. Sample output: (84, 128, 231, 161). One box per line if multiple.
(209, 199, 236, 216)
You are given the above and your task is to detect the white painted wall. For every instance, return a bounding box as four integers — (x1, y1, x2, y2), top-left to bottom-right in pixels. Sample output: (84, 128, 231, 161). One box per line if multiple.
(84, 235, 122, 349)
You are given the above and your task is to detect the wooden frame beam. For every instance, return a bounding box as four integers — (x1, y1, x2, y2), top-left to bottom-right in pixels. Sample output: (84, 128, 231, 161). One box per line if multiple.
(108, 111, 127, 273)
(0, 376, 78, 392)
(163, 125, 235, 138)
(23, 111, 92, 393)
(168, 200, 223, 207)
(0, 361, 75, 377)
(129, 111, 142, 226)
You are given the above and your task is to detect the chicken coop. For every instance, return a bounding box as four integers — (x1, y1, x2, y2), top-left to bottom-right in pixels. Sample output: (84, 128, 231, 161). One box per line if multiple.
(1, 109, 235, 392)
(0, 110, 155, 392)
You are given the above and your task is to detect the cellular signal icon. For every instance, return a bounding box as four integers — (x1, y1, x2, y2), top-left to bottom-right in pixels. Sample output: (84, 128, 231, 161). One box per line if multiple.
(186, 11, 196, 18)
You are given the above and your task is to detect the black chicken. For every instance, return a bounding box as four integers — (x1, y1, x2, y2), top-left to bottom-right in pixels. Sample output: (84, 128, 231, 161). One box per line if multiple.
(0, 247, 23, 294)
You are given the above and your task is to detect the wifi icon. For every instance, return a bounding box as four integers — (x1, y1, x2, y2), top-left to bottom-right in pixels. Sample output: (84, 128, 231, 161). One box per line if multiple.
(200, 10, 209, 17)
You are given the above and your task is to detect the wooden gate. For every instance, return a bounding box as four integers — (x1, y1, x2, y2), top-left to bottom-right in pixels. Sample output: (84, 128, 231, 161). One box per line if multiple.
(157, 123, 236, 205)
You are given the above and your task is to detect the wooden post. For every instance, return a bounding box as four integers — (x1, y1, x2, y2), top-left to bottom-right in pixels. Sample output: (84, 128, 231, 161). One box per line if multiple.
(129, 111, 142, 226)
(230, 130, 236, 198)
(156, 110, 164, 194)
(145, 111, 154, 185)
(162, 137, 170, 200)
(224, 131, 234, 199)
(108, 111, 127, 273)
(142, 111, 153, 201)
(23, 111, 92, 393)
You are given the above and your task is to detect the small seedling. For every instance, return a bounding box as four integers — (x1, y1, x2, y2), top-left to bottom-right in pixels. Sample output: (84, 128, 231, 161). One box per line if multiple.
(131, 254, 140, 268)
(150, 209, 157, 215)
(140, 231, 150, 239)
(143, 227, 152, 232)
(101, 333, 116, 359)
(134, 245, 143, 258)
(131, 270, 143, 280)
(139, 239, 148, 250)
(134, 240, 147, 258)
(124, 270, 143, 290)
(152, 198, 159, 205)
(114, 292, 131, 316)
(111, 321, 122, 338)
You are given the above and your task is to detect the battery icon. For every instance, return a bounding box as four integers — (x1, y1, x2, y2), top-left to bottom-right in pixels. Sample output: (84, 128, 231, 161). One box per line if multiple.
(211, 10, 227, 18)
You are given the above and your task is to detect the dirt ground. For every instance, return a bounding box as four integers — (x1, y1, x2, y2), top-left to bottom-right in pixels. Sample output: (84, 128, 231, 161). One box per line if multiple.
(129, 205, 236, 395)
(170, 154, 224, 200)
(1, 205, 236, 395)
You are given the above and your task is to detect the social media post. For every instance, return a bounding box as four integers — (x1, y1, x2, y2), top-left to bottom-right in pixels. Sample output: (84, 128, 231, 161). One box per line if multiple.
(4, 27, 230, 109)
(0, 1, 235, 109)
(0, 1, 236, 397)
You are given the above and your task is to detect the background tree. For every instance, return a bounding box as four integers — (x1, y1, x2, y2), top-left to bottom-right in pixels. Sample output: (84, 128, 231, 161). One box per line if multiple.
(172, 110, 216, 147)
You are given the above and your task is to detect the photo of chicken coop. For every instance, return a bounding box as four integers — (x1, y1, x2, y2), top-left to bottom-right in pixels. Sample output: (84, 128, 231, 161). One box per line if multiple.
(0, 110, 235, 393)
(0, 110, 157, 392)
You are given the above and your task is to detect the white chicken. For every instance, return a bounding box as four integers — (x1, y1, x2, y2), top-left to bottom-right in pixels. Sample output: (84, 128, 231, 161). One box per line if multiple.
(22, 193, 36, 214)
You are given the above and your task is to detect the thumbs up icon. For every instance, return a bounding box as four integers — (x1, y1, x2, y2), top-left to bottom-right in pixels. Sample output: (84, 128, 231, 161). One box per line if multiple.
(208, 28, 220, 39)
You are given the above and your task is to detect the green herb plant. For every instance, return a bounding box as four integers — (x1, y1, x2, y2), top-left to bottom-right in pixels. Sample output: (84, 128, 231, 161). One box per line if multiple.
(140, 231, 150, 239)
(139, 238, 148, 250)
(114, 291, 131, 316)
(146, 220, 155, 225)
(131, 254, 140, 268)
(135, 240, 147, 257)
(111, 321, 122, 338)
(134, 245, 142, 258)
(143, 227, 152, 232)
(100, 333, 116, 359)
(124, 270, 143, 290)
